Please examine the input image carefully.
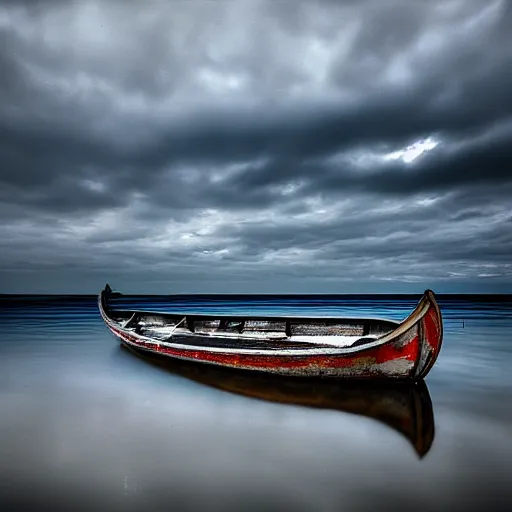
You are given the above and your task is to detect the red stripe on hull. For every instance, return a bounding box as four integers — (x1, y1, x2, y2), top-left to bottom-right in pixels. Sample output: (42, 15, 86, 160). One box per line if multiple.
(108, 324, 420, 379)
(423, 307, 441, 351)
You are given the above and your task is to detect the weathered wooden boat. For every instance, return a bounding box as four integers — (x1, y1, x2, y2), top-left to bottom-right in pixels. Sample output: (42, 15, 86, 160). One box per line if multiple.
(99, 285, 442, 380)
(120, 344, 435, 457)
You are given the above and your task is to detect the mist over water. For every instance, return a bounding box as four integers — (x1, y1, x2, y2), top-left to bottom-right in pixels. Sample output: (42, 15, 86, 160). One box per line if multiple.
(1, 294, 511, 511)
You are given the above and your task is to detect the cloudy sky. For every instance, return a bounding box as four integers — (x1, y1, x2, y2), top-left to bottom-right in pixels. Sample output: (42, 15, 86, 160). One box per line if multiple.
(1, 0, 511, 294)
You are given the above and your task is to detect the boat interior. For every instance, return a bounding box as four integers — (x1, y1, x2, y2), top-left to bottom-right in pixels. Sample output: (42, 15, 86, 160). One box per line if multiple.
(105, 304, 400, 349)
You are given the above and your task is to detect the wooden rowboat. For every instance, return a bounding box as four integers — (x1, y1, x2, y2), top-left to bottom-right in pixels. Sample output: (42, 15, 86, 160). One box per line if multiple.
(120, 344, 435, 457)
(99, 285, 442, 380)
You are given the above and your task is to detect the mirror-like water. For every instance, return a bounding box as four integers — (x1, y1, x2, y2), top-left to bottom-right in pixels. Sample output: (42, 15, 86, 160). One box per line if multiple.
(1, 295, 511, 511)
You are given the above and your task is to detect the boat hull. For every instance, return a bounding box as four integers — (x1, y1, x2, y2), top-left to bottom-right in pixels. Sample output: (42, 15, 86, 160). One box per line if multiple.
(99, 288, 443, 380)
(109, 324, 418, 378)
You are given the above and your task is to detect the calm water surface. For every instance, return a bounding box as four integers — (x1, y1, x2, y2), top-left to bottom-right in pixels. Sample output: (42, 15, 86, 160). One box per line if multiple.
(1, 294, 511, 511)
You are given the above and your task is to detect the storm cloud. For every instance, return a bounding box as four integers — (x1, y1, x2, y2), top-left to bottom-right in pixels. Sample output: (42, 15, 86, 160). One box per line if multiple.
(0, 0, 511, 293)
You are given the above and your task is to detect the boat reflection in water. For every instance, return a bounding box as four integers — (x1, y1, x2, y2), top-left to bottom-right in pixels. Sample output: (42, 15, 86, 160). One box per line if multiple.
(121, 345, 435, 458)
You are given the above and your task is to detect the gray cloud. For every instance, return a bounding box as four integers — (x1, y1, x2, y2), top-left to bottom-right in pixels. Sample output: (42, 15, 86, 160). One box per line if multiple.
(0, 0, 511, 292)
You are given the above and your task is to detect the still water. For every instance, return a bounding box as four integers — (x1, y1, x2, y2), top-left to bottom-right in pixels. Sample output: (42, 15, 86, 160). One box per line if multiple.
(0, 294, 511, 511)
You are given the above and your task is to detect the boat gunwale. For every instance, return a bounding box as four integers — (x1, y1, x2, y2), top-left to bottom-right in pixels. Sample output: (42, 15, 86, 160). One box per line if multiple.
(105, 308, 403, 325)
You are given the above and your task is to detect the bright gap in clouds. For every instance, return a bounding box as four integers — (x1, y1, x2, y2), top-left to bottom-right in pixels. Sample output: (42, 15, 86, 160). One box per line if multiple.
(384, 137, 439, 163)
